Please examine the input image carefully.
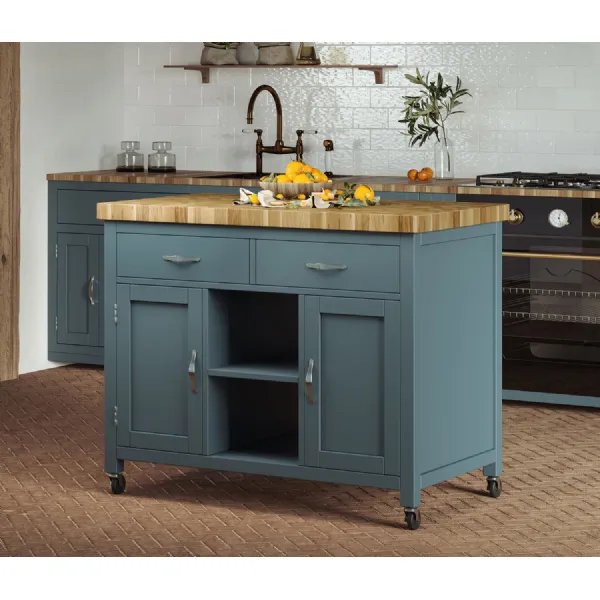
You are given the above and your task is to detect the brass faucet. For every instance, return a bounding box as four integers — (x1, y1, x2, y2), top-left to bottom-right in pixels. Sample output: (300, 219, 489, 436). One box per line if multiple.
(246, 84, 312, 177)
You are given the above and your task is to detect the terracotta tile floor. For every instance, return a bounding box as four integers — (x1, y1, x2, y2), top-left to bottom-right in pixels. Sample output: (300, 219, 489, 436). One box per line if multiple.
(1, 365, 600, 556)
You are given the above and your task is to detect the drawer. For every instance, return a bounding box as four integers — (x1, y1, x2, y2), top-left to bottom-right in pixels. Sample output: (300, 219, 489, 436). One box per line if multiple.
(57, 190, 186, 225)
(256, 240, 400, 293)
(117, 234, 250, 284)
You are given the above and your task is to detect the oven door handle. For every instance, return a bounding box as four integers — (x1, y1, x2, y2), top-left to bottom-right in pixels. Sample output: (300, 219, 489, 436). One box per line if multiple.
(503, 251, 600, 262)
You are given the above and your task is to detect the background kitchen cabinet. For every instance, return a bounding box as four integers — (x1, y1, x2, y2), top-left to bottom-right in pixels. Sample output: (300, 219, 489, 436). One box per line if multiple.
(48, 182, 240, 365)
(115, 284, 203, 454)
(303, 296, 400, 475)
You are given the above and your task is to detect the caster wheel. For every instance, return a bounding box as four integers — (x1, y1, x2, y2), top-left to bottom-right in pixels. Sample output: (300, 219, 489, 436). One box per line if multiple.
(404, 509, 421, 531)
(487, 477, 502, 499)
(109, 474, 126, 495)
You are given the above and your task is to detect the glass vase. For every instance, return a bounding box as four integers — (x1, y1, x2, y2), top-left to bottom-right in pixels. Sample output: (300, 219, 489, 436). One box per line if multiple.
(434, 137, 454, 179)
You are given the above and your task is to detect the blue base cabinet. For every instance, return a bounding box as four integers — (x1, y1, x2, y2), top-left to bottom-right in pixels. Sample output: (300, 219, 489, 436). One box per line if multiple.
(103, 220, 502, 529)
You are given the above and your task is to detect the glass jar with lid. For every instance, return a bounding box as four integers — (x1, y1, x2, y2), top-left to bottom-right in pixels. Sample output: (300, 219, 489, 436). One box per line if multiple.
(148, 141, 177, 173)
(116, 141, 144, 172)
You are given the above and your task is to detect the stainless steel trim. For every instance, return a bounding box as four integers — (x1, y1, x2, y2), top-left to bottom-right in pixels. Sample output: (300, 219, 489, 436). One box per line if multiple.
(188, 349, 197, 394)
(163, 255, 202, 264)
(88, 276, 95, 305)
(503, 251, 600, 262)
(305, 262, 347, 272)
(305, 358, 314, 404)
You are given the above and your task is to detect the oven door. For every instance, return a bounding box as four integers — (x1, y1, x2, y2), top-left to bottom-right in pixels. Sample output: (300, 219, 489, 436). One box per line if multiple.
(503, 237, 600, 397)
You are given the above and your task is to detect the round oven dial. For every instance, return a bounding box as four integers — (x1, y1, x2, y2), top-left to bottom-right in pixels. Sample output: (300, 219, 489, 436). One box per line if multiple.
(548, 209, 569, 228)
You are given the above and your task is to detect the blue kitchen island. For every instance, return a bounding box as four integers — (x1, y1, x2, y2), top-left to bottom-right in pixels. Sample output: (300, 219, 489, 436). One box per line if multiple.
(97, 193, 508, 530)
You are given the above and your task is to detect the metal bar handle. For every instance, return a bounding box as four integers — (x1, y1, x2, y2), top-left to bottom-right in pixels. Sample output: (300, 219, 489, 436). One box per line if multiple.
(88, 276, 95, 306)
(503, 251, 600, 262)
(305, 358, 314, 404)
(188, 349, 197, 394)
(305, 262, 347, 272)
(163, 255, 202, 264)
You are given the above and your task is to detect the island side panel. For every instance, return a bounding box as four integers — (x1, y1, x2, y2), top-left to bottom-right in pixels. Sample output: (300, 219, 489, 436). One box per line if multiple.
(410, 222, 502, 489)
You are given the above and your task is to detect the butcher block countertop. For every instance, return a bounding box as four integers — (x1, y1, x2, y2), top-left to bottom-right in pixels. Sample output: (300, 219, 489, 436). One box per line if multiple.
(49, 170, 600, 198)
(96, 194, 509, 234)
(47, 170, 474, 194)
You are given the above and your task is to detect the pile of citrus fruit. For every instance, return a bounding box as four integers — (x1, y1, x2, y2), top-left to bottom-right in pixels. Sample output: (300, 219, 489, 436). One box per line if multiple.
(407, 167, 434, 181)
(261, 160, 331, 184)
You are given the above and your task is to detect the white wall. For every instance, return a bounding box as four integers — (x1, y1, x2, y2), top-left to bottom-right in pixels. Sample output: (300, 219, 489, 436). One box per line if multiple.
(19, 43, 124, 375)
(123, 42, 600, 176)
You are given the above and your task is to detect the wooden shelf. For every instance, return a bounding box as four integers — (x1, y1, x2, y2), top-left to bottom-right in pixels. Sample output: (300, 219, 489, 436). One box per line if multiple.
(207, 362, 298, 383)
(164, 64, 397, 84)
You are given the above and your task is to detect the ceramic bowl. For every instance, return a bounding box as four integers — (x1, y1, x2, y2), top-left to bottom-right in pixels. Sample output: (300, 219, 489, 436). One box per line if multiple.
(259, 180, 334, 198)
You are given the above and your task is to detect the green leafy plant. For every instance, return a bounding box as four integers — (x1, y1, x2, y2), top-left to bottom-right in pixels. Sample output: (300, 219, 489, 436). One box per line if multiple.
(398, 69, 471, 148)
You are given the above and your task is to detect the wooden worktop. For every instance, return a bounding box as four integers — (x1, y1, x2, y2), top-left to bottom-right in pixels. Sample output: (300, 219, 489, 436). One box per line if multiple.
(96, 194, 509, 234)
(47, 170, 475, 194)
(49, 170, 600, 198)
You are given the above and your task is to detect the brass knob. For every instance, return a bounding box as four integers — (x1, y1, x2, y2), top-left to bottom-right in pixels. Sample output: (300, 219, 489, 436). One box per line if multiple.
(508, 208, 524, 225)
(592, 212, 600, 228)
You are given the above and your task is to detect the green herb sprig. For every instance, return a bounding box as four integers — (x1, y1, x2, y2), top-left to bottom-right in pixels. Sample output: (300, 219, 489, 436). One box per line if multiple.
(398, 69, 471, 148)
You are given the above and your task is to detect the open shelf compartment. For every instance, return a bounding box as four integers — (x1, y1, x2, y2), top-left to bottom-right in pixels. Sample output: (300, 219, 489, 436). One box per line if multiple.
(206, 378, 299, 465)
(206, 290, 299, 382)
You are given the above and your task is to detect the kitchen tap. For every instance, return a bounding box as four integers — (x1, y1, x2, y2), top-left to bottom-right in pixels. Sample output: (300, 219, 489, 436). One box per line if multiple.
(245, 84, 315, 177)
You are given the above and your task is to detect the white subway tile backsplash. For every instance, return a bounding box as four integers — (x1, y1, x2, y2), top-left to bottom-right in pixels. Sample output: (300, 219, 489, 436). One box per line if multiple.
(555, 132, 600, 155)
(353, 108, 389, 129)
(336, 87, 371, 107)
(518, 88, 557, 110)
(186, 106, 219, 126)
(371, 129, 405, 150)
(406, 45, 443, 66)
(536, 67, 575, 88)
(138, 85, 169, 106)
(154, 106, 186, 126)
(537, 110, 576, 132)
(124, 42, 600, 176)
(170, 85, 203, 107)
(518, 132, 555, 154)
(370, 87, 405, 108)
(479, 131, 518, 153)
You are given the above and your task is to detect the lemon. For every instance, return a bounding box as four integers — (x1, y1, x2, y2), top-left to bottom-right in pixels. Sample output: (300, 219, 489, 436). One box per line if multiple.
(302, 164, 313, 174)
(285, 160, 304, 181)
(249, 193, 260, 205)
(298, 194, 306, 200)
(293, 173, 314, 184)
(354, 185, 375, 203)
(260, 175, 268, 182)
(276, 174, 292, 183)
(311, 169, 328, 183)
(276, 193, 284, 200)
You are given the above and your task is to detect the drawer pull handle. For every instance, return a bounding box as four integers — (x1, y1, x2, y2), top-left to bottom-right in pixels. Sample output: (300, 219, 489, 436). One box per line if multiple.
(163, 255, 202, 264)
(305, 262, 347, 272)
(305, 358, 314, 404)
(188, 349, 198, 394)
(88, 276, 95, 306)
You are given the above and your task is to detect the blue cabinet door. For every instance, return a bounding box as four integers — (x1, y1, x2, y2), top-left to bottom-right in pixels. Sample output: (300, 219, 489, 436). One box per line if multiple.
(56, 233, 101, 347)
(116, 284, 203, 454)
(303, 296, 400, 476)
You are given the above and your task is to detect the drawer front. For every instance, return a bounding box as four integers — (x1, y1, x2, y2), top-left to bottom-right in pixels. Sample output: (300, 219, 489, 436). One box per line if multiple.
(117, 234, 250, 284)
(57, 190, 186, 226)
(256, 240, 400, 293)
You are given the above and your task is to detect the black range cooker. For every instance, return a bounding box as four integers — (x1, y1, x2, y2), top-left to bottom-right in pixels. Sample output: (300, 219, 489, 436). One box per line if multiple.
(460, 172, 600, 407)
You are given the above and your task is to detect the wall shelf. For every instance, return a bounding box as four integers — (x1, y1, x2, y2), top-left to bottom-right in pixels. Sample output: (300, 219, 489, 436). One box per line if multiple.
(164, 64, 397, 85)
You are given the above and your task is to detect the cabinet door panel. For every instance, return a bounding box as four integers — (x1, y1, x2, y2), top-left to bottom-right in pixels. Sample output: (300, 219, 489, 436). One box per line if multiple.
(304, 296, 400, 475)
(116, 284, 203, 454)
(57, 233, 100, 346)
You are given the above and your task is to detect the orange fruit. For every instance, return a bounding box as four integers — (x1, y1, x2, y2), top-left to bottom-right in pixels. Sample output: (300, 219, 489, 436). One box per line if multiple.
(422, 167, 434, 178)
(302, 164, 314, 173)
(417, 170, 430, 181)
(407, 169, 418, 180)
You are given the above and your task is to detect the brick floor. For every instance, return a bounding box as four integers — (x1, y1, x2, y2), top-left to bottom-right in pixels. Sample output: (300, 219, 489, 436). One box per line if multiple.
(1, 365, 600, 556)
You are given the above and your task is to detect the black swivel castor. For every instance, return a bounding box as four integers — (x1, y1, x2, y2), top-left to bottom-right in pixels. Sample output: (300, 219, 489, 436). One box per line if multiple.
(486, 477, 502, 499)
(109, 474, 126, 495)
(404, 508, 421, 531)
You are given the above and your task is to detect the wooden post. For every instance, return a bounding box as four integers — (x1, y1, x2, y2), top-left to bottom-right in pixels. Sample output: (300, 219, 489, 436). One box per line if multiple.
(0, 43, 20, 381)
